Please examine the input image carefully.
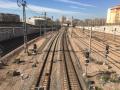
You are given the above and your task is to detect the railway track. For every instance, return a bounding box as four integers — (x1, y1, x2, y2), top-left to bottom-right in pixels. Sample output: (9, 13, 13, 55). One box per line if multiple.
(81, 29, 120, 57)
(34, 31, 61, 90)
(83, 29, 120, 47)
(30, 28, 87, 90)
(72, 28, 120, 70)
(62, 30, 84, 90)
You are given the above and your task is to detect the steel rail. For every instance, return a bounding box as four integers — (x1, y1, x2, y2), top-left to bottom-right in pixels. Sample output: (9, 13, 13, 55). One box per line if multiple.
(35, 32, 60, 90)
(62, 30, 83, 90)
(74, 29, 120, 70)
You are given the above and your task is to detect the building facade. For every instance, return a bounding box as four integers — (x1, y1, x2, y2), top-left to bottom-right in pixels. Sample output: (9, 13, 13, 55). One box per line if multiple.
(60, 16, 66, 24)
(27, 17, 46, 26)
(107, 5, 120, 24)
(0, 13, 20, 22)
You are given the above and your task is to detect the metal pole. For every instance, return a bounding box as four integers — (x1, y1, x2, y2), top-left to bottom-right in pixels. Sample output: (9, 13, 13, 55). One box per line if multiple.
(104, 53, 108, 65)
(44, 12, 46, 37)
(52, 16, 53, 32)
(113, 28, 116, 41)
(12, 27, 15, 37)
(71, 16, 73, 37)
(103, 27, 105, 40)
(85, 63, 88, 76)
(22, 1, 28, 53)
(104, 45, 109, 65)
(39, 25, 41, 36)
(89, 26, 92, 54)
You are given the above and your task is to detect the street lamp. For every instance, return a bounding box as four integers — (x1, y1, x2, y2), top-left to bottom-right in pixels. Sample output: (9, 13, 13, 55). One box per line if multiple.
(17, 0, 28, 53)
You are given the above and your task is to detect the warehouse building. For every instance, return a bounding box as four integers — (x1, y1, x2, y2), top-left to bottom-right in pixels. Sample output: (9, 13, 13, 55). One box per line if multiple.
(27, 16, 54, 26)
(107, 5, 120, 24)
(27, 16, 46, 26)
(0, 13, 20, 22)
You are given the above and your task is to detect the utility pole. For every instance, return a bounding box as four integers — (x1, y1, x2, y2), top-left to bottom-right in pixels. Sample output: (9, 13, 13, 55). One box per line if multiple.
(52, 16, 54, 32)
(39, 23, 41, 36)
(17, 0, 28, 53)
(113, 28, 116, 41)
(44, 12, 47, 37)
(71, 16, 73, 37)
(83, 26, 85, 34)
(103, 27, 106, 40)
(89, 26, 92, 54)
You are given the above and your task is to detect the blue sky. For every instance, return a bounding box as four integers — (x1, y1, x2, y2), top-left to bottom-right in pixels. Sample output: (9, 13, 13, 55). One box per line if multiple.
(0, 0, 120, 20)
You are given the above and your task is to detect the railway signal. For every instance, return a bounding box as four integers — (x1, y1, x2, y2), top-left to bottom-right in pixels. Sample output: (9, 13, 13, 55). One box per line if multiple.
(104, 45, 109, 65)
(85, 50, 90, 64)
(84, 49, 90, 77)
(106, 45, 109, 54)
(33, 44, 37, 54)
(17, 0, 28, 53)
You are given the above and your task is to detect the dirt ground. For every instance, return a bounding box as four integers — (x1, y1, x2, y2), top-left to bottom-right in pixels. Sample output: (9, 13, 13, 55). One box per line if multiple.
(0, 28, 120, 90)
(0, 32, 54, 90)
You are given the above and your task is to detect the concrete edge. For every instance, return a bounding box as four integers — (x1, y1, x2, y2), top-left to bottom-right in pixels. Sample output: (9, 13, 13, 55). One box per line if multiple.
(0, 37, 40, 63)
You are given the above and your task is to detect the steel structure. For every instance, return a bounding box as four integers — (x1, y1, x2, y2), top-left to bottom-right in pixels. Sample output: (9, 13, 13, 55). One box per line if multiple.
(17, 0, 28, 53)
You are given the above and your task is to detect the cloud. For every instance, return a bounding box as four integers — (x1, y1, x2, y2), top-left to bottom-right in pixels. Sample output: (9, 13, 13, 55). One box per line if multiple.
(69, 5, 79, 9)
(0, 0, 92, 20)
(54, 0, 96, 7)
(28, 4, 85, 15)
(69, 5, 86, 9)
(0, 0, 19, 9)
(0, 0, 87, 16)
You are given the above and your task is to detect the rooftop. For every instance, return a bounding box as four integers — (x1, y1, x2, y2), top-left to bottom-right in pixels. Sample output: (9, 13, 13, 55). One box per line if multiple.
(111, 5, 120, 10)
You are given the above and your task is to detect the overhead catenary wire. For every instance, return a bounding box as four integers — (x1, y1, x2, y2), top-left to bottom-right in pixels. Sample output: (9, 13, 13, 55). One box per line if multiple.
(26, 6, 46, 17)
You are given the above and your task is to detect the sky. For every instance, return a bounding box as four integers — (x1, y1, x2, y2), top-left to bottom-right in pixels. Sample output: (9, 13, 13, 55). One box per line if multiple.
(0, 0, 120, 20)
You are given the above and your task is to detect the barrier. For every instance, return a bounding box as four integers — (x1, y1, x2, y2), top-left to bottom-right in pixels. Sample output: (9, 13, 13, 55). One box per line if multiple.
(0, 36, 40, 64)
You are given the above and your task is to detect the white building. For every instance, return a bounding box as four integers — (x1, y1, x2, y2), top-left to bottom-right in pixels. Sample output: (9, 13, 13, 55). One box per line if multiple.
(107, 5, 120, 24)
(27, 17, 46, 26)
